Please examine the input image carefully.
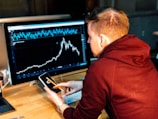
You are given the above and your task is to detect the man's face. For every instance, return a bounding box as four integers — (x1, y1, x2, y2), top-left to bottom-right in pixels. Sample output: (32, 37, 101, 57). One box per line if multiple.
(87, 23, 103, 57)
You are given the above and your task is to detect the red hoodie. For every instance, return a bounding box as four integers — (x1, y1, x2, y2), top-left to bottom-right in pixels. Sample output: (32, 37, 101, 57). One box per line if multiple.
(63, 34, 158, 119)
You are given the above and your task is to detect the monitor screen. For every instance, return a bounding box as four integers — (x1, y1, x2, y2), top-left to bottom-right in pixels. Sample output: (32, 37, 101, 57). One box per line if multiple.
(4, 19, 90, 85)
(0, 14, 71, 70)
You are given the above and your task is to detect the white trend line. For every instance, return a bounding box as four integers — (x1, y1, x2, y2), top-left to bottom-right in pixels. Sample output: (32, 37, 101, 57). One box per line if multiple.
(16, 37, 80, 74)
(13, 41, 25, 46)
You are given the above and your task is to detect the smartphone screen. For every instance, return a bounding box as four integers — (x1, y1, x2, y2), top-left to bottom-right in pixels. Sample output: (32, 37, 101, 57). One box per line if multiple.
(38, 72, 61, 93)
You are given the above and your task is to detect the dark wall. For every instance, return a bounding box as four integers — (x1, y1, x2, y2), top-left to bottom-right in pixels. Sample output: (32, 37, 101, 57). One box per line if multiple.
(115, 0, 157, 13)
(113, 0, 158, 51)
(46, 0, 86, 18)
(0, 0, 87, 19)
(129, 14, 158, 51)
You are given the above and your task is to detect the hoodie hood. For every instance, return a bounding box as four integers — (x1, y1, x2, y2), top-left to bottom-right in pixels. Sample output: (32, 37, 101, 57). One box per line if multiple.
(100, 34, 151, 67)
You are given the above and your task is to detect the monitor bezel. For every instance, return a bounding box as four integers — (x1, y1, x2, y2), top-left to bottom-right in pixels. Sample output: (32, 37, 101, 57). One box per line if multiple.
(4, 18, 90, 85)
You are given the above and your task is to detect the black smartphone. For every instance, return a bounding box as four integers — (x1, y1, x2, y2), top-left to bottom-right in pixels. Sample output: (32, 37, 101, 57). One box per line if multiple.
(38, 72, 61, 93)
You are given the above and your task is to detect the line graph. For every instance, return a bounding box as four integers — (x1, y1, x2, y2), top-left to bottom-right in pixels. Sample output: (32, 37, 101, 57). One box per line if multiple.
(16, 37, 80, 74)
(11, 27, 80, 42)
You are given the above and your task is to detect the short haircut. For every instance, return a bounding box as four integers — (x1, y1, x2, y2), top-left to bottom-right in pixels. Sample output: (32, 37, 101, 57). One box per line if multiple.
(87, 8, 129, 41)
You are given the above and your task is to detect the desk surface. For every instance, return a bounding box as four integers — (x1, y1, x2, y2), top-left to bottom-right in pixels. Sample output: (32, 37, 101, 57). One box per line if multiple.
(1, 82, 63, 119)
(0, 70, 87, 119)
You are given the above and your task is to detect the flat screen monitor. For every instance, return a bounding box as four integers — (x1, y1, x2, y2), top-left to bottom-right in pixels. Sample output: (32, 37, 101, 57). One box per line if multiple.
(4, 19, 90, 85)
(0, 14, 71, 70)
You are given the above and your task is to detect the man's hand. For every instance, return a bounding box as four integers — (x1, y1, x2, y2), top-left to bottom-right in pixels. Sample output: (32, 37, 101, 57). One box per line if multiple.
(54, 80, 83, 96)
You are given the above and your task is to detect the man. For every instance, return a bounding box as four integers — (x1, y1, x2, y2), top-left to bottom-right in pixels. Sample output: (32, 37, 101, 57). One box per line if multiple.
(44, 8, 158, 119)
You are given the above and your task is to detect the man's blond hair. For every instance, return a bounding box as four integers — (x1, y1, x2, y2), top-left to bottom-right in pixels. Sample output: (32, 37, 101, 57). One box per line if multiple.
(89, 8, 129, 41)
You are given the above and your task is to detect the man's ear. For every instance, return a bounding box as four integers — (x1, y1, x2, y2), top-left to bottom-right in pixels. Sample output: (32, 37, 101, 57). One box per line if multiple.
(100, 34, 111, 47)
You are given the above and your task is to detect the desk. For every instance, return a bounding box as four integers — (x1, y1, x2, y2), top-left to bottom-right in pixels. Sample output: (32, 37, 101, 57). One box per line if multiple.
(0, 70, 86, 119)
(1, 69, 108, 119)
(1, 82, 62, 119)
